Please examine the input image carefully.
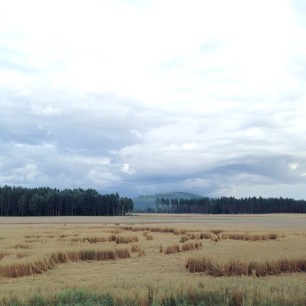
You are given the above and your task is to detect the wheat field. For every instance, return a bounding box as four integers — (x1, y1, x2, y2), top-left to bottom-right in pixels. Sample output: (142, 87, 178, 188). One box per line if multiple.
(0, 214, 306, 305)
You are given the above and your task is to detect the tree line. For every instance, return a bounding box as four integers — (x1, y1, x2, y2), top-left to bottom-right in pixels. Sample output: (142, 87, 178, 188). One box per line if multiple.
(0, 186, 133, 216)
(154, 196, 306, 214)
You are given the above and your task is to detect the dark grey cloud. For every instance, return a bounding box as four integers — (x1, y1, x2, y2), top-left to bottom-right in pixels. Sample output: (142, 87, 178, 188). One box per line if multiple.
(200, 156, 305, 183)
(111, 142, 306, 197)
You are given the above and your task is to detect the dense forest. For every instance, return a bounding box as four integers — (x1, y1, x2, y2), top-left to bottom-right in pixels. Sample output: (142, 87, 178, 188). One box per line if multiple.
(1, 185, 305, 216)
(153, 196, 306, 214)
(0, 186, 133, 216)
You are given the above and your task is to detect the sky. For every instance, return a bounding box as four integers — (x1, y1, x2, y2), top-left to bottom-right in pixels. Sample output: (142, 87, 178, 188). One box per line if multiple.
(1, 0, 306, 199)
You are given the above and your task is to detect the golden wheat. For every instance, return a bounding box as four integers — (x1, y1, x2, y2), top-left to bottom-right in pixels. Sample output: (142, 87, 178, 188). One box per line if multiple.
(181, 241, 203, 252)
(146, 234, 153, 240)
(0, 258, 55, 278)
(115, 235, 139, 244)
(0, 247, 131, 278)
(185, 257, 306, 276)
(1, 214, 306, 304)
(164, 244, 180, 254)
(131, 245, 146, 257)
(220, 232, 279, 241)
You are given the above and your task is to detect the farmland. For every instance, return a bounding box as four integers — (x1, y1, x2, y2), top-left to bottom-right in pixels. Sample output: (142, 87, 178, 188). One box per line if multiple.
(0, 214, 306, 305)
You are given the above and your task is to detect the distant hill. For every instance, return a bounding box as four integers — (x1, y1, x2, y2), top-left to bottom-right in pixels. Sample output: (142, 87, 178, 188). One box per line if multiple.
(133, 192, 203, 211)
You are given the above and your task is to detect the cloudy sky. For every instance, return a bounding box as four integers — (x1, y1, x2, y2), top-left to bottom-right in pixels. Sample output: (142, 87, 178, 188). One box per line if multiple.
(1, 0, 306, 198)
